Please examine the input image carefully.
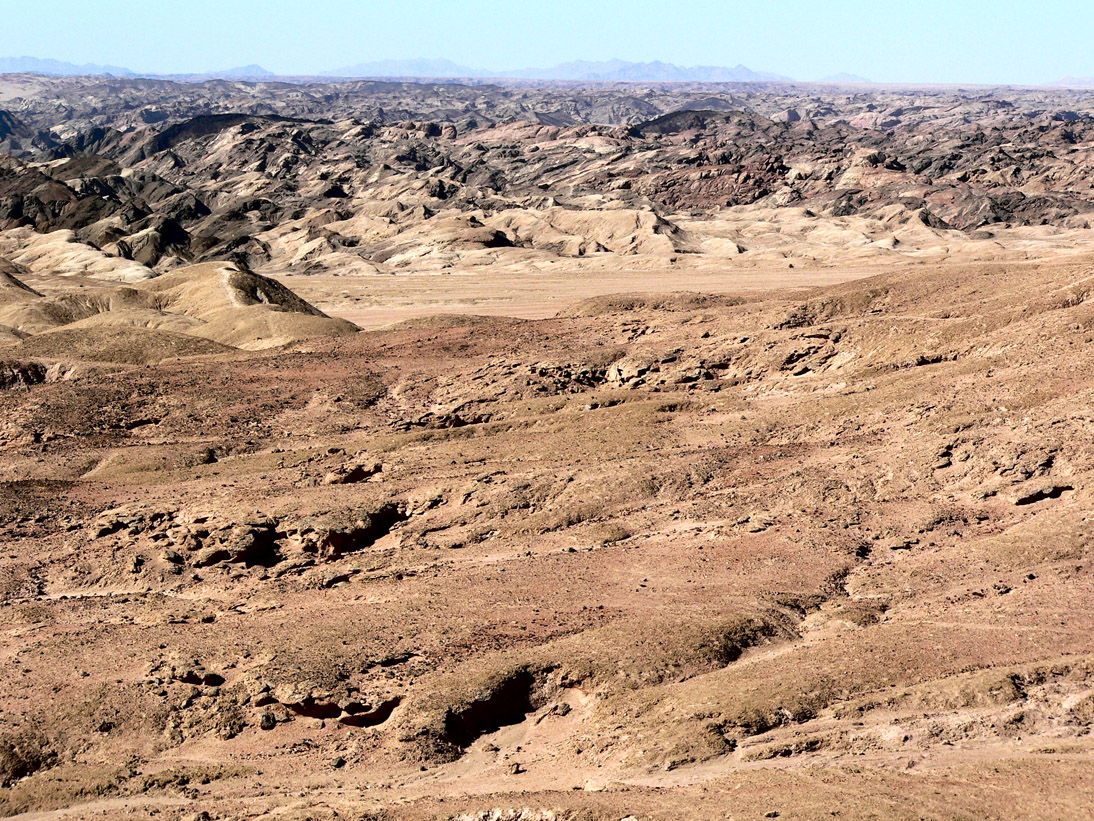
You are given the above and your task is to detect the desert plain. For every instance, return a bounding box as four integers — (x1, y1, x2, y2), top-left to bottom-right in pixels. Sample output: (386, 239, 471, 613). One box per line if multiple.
(0, 75, 1092, 819)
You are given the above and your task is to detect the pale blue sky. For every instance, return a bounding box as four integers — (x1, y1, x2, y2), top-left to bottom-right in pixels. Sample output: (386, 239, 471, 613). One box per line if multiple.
(2, 0, 1091, 83)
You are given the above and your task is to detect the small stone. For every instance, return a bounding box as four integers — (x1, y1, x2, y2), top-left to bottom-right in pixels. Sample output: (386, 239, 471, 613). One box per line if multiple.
(324, 462, 382, 485)
(1013, 484, 1073, 506)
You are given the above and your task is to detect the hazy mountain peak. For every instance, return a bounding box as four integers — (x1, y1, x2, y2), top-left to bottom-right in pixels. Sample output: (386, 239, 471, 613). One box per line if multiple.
(213, 64, 275, 78)
(0, 55, 134, 77)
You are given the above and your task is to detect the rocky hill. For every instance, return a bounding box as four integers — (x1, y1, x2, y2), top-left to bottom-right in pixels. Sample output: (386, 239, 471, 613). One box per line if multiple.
(2, 81, 1094, 287)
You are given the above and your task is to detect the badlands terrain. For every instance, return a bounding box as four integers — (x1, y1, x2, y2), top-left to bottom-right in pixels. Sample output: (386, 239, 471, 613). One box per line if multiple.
(0, 75, 1093, 819)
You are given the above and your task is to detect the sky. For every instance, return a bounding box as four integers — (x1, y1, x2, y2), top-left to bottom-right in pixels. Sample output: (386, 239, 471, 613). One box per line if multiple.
(2, 0, 1092, 84)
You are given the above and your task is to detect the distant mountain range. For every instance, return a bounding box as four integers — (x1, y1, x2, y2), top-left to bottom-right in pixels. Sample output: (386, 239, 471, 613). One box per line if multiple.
(0, 56, 275, 80)
(0, 56, 135, 77)
(6, 55, 1094, 87)
(164, 65, 278, 81)
(324, 58, 791, 83)
(0, 55, 792, 83)
(522, 60, 790, 82)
